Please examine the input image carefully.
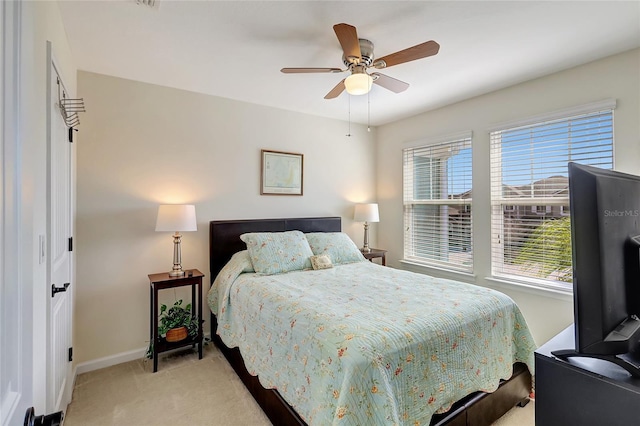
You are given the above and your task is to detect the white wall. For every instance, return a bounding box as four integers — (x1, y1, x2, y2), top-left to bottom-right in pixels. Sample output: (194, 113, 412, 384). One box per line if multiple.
(376, 48, 640, 346)
(20, 0, 76, 413)
(75, 72, 377, 365)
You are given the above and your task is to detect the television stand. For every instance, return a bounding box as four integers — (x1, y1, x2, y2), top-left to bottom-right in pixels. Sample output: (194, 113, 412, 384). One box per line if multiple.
(551, 349, 640, 378)
(536, 325, 640, 426)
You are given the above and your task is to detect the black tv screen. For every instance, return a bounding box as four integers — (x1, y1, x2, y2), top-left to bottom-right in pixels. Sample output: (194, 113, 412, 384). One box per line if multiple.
(569, 162, 640, 356)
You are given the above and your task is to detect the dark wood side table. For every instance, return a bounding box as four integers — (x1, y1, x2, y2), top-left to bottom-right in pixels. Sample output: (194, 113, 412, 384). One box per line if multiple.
(361, 248, 387, 266)
(148, 269, 204, 372)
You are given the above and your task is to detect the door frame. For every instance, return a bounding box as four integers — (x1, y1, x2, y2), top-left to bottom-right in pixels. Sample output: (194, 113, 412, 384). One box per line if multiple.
(0, 1, 33, 425)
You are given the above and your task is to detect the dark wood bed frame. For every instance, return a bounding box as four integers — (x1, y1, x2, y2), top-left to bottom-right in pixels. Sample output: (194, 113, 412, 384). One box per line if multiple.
(209, 217, 532, 426)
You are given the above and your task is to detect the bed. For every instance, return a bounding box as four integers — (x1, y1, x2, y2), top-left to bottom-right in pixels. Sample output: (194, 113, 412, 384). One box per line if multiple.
(208, 217, 534, 426)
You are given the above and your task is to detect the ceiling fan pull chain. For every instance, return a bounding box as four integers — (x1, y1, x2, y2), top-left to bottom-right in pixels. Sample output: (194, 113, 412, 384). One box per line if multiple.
(346, 95, 352, 137)
(367, 89, 371, 132)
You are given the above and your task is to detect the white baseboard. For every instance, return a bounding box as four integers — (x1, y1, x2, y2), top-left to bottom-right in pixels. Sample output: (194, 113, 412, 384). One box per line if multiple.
(74, 332, 213, 375)
(75, 346, 147, 375)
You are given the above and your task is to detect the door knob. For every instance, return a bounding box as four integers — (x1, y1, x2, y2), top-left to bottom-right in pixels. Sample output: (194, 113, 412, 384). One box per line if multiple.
(51, 282, 70, 298)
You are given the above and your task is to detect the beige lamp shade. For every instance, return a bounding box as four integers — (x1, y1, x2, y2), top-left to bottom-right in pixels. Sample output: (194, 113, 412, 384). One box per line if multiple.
(354, 203, 379, 223)
(155, 204, 197, 232)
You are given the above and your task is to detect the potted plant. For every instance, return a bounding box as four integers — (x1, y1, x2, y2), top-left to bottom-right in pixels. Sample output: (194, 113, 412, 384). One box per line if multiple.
(146, 299, 199, 359)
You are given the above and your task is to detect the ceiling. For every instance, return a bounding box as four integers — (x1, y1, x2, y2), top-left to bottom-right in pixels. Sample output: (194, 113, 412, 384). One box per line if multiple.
(57, 1, 640, 126)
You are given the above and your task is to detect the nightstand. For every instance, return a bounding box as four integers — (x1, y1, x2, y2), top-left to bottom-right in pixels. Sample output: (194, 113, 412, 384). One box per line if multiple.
(361, 248, 387, 266)
(148, 269, 204, 372)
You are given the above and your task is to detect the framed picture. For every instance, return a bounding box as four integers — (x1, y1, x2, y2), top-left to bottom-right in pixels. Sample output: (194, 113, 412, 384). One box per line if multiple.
(261, 149, 304, 195)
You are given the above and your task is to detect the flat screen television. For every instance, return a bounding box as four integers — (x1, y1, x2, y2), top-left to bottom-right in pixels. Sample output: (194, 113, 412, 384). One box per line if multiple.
(552, 162, 640, 376)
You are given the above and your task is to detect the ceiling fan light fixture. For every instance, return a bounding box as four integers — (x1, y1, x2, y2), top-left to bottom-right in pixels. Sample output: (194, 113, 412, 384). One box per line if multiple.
(344, 73, 373, 95)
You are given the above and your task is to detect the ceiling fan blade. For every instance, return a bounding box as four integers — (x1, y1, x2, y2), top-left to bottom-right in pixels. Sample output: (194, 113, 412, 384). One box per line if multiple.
(324, 79, 345, 99)
(374, 40, 440, 68)
(281, 67, 343, 74)
(371, 73, 409, 93)
(333, 23, 361, 63)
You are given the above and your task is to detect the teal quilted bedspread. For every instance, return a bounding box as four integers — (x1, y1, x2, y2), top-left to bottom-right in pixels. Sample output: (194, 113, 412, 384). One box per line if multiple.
(208, 252, 536, 425)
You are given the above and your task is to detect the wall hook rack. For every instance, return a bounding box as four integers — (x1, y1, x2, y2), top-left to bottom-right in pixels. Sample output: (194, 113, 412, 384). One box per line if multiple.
(59, 98, 85, 127)
(56, 78, 86, 128)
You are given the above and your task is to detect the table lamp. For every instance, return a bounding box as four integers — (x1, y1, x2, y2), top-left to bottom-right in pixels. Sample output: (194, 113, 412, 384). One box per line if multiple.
(155, 204, 197, 277)
(354, 203, 379, 253)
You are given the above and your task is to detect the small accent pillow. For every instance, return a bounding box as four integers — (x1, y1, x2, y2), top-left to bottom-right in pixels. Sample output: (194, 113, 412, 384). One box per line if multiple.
(310, 254, 333, 270)
(305, 232, 366, 265)
(240, 230, 314, 275)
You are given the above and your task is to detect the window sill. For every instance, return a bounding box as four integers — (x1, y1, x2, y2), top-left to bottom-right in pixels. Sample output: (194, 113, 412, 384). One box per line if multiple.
(399, 259, 476, 284)
(484, 276, 573, 302)
(399, 259, 574, 302)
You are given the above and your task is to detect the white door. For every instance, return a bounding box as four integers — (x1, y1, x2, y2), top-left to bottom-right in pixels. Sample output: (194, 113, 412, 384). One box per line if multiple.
(47, 48, 73, 413)
(0, 2, 33, 425)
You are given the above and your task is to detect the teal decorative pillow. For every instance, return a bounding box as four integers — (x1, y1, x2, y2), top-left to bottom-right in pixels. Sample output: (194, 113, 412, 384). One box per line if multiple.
(305, 232, 366, 265)
(240, 231, 314, 275)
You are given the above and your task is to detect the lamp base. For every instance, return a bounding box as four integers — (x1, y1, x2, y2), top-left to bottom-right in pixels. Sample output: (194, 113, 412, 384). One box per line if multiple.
(169, 232, 185, 277)
(361, 222, 371, 254)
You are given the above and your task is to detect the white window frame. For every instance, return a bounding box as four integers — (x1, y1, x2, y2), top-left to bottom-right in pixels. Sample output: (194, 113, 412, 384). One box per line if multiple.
(489, 100, 615, 291)
(402, 132, 473, 273)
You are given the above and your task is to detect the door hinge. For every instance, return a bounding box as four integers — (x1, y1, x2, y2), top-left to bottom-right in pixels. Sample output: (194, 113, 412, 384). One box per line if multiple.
(68, 347, 73, 362)
(68, 237, 73, 252)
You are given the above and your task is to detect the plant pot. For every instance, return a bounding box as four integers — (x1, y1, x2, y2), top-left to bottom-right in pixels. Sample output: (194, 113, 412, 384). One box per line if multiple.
(165, 326, 188, 342)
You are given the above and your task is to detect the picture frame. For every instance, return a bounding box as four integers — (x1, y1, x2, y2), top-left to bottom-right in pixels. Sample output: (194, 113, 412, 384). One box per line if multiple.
(261, 149, 304, 196)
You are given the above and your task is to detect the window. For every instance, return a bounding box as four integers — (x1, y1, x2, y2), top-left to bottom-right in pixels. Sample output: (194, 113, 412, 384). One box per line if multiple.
(403, 135, 473, 272)
(531, 205, 552, 215)
(490, 105, 614, 290)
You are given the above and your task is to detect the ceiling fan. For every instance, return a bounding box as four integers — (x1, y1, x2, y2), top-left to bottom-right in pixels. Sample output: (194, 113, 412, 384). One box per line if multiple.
(281, 23, 440, 99)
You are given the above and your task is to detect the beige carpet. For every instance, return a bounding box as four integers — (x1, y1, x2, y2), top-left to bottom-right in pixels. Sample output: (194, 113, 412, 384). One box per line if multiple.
(64, 343, 533, 426)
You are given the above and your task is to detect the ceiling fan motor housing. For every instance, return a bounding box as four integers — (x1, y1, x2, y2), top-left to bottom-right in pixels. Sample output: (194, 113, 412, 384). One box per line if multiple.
(343, 39, 374, 68)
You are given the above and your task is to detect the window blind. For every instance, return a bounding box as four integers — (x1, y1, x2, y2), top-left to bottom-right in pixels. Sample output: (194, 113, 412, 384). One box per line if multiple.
(403, 136, 473, 272)
(490, 109, 614, 289)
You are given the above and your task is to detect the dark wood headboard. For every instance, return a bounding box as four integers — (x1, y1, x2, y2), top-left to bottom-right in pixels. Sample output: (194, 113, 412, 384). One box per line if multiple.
(209, 217, 342, 283)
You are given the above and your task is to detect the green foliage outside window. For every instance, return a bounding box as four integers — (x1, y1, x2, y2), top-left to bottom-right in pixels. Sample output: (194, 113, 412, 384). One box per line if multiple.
(515, 216, 573, 282)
